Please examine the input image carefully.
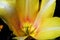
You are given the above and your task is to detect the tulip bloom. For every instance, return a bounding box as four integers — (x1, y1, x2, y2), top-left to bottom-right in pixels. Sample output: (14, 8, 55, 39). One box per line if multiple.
(0, 0, 60, 40)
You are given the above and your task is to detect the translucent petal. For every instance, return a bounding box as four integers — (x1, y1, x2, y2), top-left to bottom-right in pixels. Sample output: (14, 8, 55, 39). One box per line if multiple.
(16, 0, 39, 23)
(30, 0, 56, 34)
(0, 0, 25, 36)
(31, 17, 60, 39)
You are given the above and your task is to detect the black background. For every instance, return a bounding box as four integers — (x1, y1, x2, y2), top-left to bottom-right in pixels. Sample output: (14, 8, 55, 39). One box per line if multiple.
(54, 0, 60, 17)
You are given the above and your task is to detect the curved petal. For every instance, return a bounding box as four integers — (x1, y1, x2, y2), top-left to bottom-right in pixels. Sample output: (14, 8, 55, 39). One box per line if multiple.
(0, 0, 16, 16)
(30, 0, 56, 33)
(0, 0, 26, 36)
(31, 17, 60, 39)
(16, 0, 39, 23)
(38, 0, 56, 18)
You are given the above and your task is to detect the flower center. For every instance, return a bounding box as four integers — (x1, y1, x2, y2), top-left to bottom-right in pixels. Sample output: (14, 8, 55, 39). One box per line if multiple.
(22, 22, 32, 35)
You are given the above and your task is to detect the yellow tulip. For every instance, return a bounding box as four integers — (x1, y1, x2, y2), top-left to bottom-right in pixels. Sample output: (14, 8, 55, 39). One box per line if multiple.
(0, 0, 60, 40)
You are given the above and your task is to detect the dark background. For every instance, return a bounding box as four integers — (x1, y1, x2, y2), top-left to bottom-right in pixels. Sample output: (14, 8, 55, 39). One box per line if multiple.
(0, 0, 60, 40)
(54, 0, 60, 17)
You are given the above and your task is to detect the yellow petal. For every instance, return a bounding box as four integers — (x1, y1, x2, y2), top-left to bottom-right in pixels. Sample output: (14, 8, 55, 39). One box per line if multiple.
(0, 0, 16, 16)
(16, 0, 39, 23)
(31, 17, 60, 39)
(31, 0, 56, 33)
(0, 0, 25, 36)
(39, 0, 56, 18)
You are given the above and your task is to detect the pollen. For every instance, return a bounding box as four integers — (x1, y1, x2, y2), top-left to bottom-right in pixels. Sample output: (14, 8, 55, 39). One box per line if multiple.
(22, 22, 32, 35)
